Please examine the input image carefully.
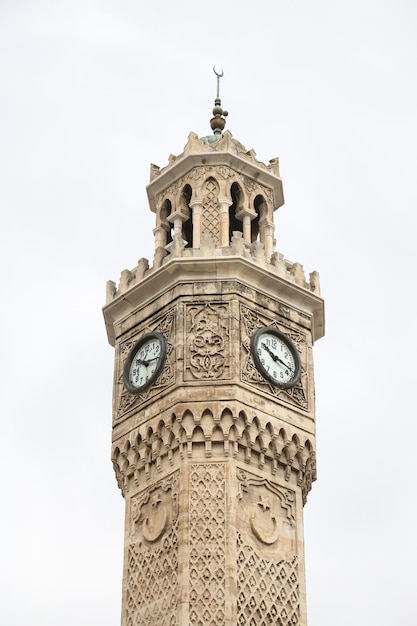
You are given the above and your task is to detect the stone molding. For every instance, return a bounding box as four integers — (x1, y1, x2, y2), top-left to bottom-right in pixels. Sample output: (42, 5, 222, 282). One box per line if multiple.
(111, 406, 316, 505)
(103, 254, 324, 346)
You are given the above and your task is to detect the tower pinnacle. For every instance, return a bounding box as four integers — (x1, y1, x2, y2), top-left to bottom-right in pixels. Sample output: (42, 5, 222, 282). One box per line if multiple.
(210, 66, 228, 135)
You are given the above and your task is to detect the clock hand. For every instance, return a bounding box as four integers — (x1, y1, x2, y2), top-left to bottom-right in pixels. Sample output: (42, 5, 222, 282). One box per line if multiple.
(261, 342, 294, 373)
(136, 356, 159, 367)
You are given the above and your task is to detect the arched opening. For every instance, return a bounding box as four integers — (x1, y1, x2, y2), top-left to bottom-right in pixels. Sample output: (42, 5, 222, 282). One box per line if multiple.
(160, 199, 173, 245)
(180, 185, 193, 248)
(229, 182, 243, 241)
(253, 195, 267, 243)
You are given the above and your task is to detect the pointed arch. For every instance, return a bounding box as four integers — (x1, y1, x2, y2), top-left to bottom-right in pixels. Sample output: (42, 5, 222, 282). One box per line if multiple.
(253, 194, 268, 242)
(229, 182, 244, 240)
(180, 184, 193, 248)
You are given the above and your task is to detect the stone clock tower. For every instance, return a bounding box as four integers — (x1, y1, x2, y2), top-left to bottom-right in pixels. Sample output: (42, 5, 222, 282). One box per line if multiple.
(103, 82, 324, 626)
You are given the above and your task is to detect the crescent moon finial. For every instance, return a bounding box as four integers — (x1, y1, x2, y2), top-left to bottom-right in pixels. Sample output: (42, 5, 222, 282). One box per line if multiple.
(209, 66, 228, 136)
(213, 66, 224, 99)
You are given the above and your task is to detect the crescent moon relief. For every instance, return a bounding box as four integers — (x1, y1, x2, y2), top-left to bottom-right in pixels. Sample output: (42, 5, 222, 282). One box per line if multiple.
(249, 495, 280, 545)
(141, 496, 168, 543)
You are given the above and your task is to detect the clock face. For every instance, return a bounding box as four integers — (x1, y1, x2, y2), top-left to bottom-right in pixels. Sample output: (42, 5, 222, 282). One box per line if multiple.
(250, 327, 301, 389)
(123, 332, 167, 394)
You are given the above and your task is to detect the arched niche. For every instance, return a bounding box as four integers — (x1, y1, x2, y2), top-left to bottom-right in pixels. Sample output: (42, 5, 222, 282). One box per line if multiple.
(253, 194, 268, 242)
(179, 184, 193, 248)
(159, 198, 173, 245)
(229, 182, 244, 240)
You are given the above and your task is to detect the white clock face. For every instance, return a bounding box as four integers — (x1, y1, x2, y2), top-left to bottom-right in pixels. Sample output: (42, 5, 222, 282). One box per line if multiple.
(251, 328, 300, 388)
(123, 332, 166, 393)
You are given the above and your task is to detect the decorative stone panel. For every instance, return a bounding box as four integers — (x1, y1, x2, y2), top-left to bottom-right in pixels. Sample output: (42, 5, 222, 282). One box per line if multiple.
(185, 302, 231, 381)
(236, 468, 299, 625)
(240, 304, 309, 410)
(189, 463, 227, 624)
(115, 308, 176, 422)
(236, 534, 299, 626)
(126, 473, 179, 626)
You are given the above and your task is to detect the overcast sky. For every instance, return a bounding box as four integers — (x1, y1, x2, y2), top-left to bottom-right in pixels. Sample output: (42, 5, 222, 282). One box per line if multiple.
(1, 1, 416, 625)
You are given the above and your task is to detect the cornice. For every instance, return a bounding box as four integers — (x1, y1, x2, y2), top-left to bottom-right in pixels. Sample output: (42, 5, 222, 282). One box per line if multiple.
(103, 254, 324, 346)
(111, 404, 316, 505)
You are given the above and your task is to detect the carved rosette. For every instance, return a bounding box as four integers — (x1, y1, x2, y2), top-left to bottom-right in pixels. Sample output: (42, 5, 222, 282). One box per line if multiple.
(185, 302, 230, 381)
(115, 309, 175, 421)
(240, 304, 308, 410)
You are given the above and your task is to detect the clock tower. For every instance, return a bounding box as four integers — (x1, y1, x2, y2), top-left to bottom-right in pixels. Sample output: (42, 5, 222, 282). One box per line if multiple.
(103, 76, 324, 626)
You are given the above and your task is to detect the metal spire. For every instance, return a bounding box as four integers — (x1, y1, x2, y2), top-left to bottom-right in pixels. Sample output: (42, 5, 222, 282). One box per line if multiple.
(210, 66, 228, 135)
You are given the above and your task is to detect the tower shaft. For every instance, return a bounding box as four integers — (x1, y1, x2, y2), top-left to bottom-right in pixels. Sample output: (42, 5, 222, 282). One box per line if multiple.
(104, 129, 324, 626)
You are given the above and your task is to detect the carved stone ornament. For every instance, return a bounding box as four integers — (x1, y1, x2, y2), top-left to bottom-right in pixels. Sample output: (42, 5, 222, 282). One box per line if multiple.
(185, 302, 230, 381)
(130, 474, 179, 545)
(237, 533, 300, 625)
(240, 304, 308, 409)
(126, 474, 179, 626)
(236, 469, 300, 624)
(201, 177, 221, 245)
(237, 468, 296, 546)
(189, 463, 226, 625)
(116, 309, 175, 420)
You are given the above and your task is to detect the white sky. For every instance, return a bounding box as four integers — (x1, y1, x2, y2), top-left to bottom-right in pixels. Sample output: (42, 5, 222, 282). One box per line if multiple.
(1, 1, 416, 624)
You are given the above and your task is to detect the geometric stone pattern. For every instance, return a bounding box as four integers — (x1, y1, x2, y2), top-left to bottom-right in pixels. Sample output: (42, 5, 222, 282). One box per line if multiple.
(126, 522, 179, 626)
(237, 533, 299, 626)
(125, 473, 179, 626)
(201, 178, 221, 245)
(189, 463, 226, 624)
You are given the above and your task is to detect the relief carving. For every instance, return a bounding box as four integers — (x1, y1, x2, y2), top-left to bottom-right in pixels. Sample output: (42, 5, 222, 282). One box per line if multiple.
(126, 473, 179, 626)
(240, 304, 308, 410)
(237, 533, 300, 626)
(236, 469, 299, 626)
(185, 302, 230, 381)
(189, 463, 226, 625)
(201, 178, 220, 245)
(116, 309, 175, 420)
(237, 469, 296, 549)
(130, 474, 179, 545)
(250, 495, 280, 545)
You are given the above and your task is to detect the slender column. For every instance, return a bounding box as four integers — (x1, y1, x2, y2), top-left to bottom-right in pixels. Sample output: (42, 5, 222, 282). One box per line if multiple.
(190, 201, 202, 248)
(261, 219, 275, 261)
(242, 214, 251, 243)
(153, 226, 167, 249)
(168, 211, 188, 241)
(219, 198, 232, 247)
(235, 208, 257, 244)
